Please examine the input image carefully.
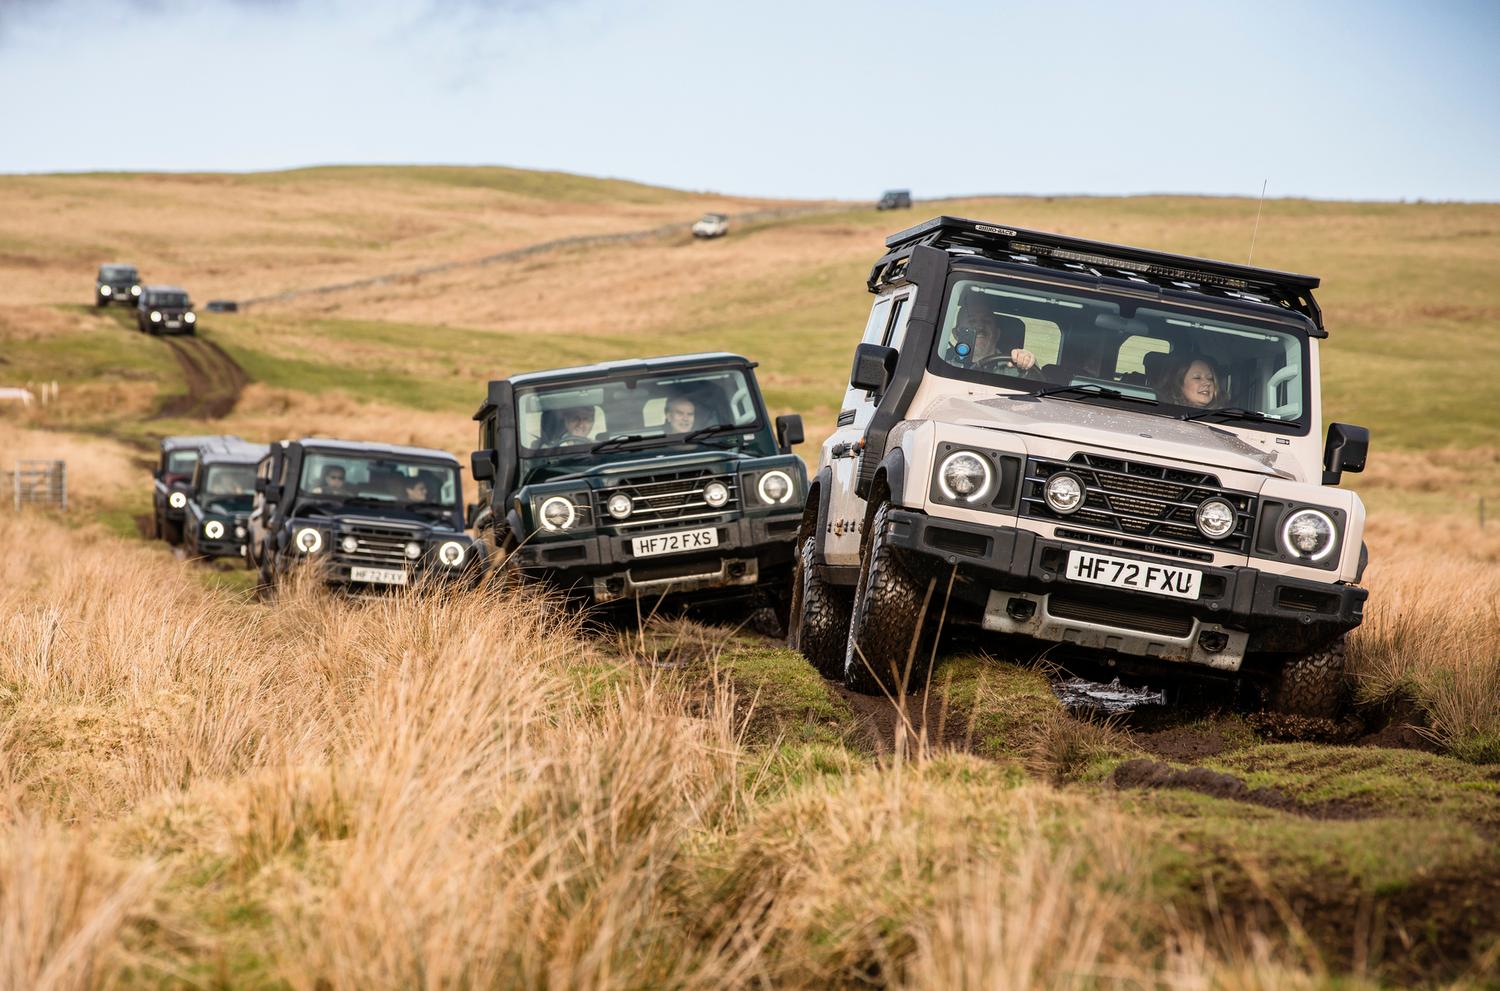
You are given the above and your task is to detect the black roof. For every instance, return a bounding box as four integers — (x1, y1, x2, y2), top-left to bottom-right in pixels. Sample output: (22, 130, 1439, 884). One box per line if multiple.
(199, 440, 268, 466)
(142, 284, 189, 295)
(875, 216, 1324, 331)
(477, 352, 754, 420)
(99, 263, 137, 273)
(295, 437, 459, 464)
(161, 434, 243, 452)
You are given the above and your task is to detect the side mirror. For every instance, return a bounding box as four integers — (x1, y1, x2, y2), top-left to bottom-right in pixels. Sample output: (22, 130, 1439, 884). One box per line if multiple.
(262, 486, 280, 506)
(850, 343, 896, 393)
(775, 414, 805, 453)
(470, 449, 496, 482)
(1322, 422, 1369, 485)
(254, 477, 267, 493)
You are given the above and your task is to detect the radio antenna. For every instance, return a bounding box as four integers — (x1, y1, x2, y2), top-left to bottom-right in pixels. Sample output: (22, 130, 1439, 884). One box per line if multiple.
(1247, 178, 1268, 263)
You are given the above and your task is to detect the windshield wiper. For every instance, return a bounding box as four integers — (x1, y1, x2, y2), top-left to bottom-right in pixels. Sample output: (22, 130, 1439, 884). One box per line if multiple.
(590, 433, 655, 453)
(1179, 406, 1270, 424)
(403, 500, 455, 516)
(682, 423, 753, 445)
(1027, 384, 1160, 406)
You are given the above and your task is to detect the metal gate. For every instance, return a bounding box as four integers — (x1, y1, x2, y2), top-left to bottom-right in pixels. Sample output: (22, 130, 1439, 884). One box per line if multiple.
(10, 460, 67, 510)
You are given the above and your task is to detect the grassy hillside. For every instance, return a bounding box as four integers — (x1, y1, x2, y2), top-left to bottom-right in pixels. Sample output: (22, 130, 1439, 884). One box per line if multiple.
(1, 167, 1497, 987)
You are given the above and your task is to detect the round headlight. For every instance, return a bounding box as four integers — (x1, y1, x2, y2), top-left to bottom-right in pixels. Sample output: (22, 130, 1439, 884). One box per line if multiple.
(204, 520, 225, 539)
(1282, 509, 1336, 561)
(438, 540, 465, 567)
(150, 311, 162, 322)
(938, 452, 992, 503)
(607, 492, 633, 519)
(703, 481, 730, 508)
(168, 490, 187, 508)
(1043, 472, 1085, 514)
(234, 525, 246, 539)
(100, 285, 112, 295)
(540, 496, 576, 531)
(1195, 498, 1237, 540)
(294, 527, 323, 553)
(757, 470, 794, 505)
(340, 535, 359, 554)
(404, 541, 422, 560)
(131, 285, 141, 295)
(184, 312, 196, 323)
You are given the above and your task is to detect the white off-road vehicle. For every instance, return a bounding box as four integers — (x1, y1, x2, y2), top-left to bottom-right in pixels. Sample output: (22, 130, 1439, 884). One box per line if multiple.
(692, 213, 729, 239)
(790, 217, 1370, 717)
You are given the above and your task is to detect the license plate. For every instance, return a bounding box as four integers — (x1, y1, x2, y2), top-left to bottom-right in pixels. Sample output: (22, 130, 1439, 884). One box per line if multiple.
(350, 566, 408, 585)
(1064, 550, 1201, 600)
(166, 320, 181, 328)
(631, 527, 718, 558)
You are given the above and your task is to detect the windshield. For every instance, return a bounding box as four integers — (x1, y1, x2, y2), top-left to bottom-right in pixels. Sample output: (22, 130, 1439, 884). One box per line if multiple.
(930, 276, 1309, 430)
(516, 366, 772, 458)
(165, 450, 198, 475)
(101, 267, 137, 281)
(147, 293, 189, 308)
(201, 464, 255, 511)
(296, 451, 459, 513)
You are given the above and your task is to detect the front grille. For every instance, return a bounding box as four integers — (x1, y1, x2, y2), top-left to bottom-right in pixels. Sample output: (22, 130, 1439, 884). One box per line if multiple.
(1049, 592, 1195, 638)
(1024, 453, 1255, 552)
(597, 467, 739, 533)
(332, 522, 420, 569)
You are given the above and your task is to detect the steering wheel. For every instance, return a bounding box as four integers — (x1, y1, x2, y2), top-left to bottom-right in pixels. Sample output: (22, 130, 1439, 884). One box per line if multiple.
(973, 353, 1017, 372)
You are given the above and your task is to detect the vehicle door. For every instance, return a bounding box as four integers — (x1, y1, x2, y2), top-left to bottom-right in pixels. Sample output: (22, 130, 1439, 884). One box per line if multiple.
(823, 289, 913, 567)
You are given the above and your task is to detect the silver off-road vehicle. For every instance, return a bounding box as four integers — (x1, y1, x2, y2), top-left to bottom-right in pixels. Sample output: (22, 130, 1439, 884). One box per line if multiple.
(791, 217, 1369, 717)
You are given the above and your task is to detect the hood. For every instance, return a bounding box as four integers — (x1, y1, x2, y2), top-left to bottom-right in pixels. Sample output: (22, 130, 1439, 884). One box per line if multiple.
(917, 394, 1294, 479)
(296, 508, 459, 533)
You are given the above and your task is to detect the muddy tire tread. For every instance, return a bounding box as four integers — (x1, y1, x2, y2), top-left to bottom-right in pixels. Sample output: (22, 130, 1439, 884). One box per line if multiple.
(843, 501, 936, 696)
(1272, 634, 1348, 718)
(789, 530, 852, 678)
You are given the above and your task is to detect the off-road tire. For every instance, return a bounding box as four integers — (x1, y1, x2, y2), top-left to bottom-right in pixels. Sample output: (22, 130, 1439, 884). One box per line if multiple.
(843, 501, 938, 696)
(160, 516, 183, 545)
(1271, 634, 1347, 718)
(788, 529, 852, 678)
(94, 296, 108, 308)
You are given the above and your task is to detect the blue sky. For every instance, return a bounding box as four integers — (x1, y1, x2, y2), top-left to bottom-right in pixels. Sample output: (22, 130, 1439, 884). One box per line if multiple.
(2, 0, 1496, 200)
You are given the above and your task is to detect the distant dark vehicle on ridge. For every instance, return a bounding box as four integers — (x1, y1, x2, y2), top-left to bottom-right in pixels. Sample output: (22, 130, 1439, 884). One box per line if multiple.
(876, 190, 912, 210)
(95, 264, 141, 307)
(182, 439, 268, 563)
(246, 438, 484, 594)
(136, 285, 197, 335)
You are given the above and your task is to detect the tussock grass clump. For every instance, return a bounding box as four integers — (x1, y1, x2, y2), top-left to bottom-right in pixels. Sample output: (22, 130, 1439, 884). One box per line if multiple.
(1352, 517, 1500, 762)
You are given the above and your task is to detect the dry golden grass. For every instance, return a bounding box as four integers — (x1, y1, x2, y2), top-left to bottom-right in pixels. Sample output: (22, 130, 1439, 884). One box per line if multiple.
(3, 511, 1434, 990)
(0, 421, 144, 510)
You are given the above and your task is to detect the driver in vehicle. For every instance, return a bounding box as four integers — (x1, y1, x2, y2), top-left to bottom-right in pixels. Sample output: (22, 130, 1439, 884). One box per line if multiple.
(543, 406, 596, 446)
(954, 300, 1038, 376)
(403, 476, 431, 503)
(665, 395, 697, 433)
(1158, 355, 1223, 408)
(314, 465, 347, 494)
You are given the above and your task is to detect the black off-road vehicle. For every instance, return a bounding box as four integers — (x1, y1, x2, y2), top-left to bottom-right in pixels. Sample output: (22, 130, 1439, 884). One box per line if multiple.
(136, 286, 197, 335)
(877, 190, 912, 211)
(470, 353, 806, 618)
(152, 434, 246, 544)
(182, 439, 267, 562)
(246, 438, 483, 592)
(793, 217, 1369, 718)
(95, 264, 141, 307)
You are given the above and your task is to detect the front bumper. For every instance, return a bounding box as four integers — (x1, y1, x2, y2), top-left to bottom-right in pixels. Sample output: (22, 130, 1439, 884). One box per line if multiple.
(883, 509, 1366, 671)
(513, 511, 800, 603)
(195, 537, 247, 559)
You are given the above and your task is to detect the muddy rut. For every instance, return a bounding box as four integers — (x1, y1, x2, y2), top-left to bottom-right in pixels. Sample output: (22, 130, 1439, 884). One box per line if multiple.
(154, 336, 250, 419)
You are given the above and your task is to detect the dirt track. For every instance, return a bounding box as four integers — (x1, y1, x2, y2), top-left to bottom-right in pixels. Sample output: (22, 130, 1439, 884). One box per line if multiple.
(154, 335, 250, 419)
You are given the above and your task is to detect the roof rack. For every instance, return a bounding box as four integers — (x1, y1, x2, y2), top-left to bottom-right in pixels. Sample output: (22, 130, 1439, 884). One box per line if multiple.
(879, 216, 1323, 330)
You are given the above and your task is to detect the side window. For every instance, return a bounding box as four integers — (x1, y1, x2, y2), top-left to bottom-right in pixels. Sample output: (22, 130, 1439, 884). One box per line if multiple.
(881, 295, 911, 348)
(1116, 335, 1170, 381)
(860, 299, 893, 345)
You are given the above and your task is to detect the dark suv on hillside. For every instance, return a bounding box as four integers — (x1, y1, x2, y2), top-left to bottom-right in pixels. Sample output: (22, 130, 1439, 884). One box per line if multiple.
(470, 353, 806, 617)
(152, 434, 246, 544)
(136, 285, 197, 335)
(246, 438, 483, 592)
(95, 264, 141, 307)
(182, 439, 267, 562)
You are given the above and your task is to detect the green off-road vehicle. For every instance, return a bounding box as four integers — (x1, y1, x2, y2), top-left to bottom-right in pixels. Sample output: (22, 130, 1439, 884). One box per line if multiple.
(470, 353, 806, 619)
(791, 217, 1369, 717)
